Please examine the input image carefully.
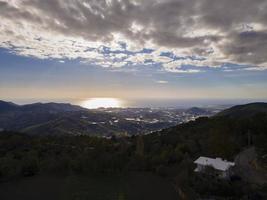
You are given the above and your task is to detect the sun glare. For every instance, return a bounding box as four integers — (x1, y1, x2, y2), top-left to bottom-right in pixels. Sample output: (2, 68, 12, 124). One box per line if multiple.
(81, 98, 122, 109)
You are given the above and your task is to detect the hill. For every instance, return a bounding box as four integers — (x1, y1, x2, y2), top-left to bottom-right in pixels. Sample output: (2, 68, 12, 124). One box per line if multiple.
(0, 100, 216, 136)
(0, 101, 87, 131)
(216, 102, 267, 118)
(20, 102, 87, 113)
(186, 107, 210, 115)
(0, 100, 86, 113)
(0, 100, 19, 113)
(0, 102, 266, 199)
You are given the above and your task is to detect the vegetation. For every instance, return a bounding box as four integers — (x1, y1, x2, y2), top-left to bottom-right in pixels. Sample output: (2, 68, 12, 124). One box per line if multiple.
(0, 103, 267, 199)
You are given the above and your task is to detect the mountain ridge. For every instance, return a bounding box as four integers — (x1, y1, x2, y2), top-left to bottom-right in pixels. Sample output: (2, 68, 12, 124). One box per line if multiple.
(0, 100, 19, 112)
(216, 102, 267, 118)
(0, 100, 87, 113)
(0, 100, 216, 136)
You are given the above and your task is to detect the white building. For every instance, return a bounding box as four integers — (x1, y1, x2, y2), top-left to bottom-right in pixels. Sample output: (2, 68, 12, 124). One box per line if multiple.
(194, 156, 235, 178)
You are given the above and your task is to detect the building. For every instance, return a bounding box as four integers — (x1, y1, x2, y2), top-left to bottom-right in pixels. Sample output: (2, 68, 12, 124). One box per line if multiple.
(194, 156, 235, 179)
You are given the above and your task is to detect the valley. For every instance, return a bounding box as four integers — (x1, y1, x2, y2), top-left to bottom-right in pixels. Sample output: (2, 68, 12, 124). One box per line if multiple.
(0, 100, 221, 136)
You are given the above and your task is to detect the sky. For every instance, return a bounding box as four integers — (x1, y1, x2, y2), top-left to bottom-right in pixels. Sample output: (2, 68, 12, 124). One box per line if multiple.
(0, 0, 267, 106)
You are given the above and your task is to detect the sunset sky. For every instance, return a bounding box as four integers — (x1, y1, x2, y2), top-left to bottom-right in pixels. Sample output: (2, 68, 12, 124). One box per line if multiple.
(1, 0, 267, 105)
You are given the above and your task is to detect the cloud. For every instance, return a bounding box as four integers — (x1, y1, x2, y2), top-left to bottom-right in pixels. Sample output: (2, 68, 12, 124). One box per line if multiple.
(0, 0, 267, 72)
(156, 80, 168, 84)
(165, 68, 201, 74)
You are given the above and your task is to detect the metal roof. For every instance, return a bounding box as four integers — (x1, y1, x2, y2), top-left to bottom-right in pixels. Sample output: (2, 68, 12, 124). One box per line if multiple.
(194, 156, 235, 171)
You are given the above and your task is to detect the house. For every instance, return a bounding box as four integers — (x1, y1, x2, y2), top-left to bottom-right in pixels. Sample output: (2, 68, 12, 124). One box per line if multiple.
(194, 156, 235, 179)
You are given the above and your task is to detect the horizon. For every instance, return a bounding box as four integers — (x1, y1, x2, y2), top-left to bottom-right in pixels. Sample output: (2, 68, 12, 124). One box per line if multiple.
(2, 97, 267, 109)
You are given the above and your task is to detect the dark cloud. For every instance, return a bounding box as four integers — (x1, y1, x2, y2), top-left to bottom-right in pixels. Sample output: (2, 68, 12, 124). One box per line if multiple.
(0, 0, 267, 68)
(220, 31, 267, 65)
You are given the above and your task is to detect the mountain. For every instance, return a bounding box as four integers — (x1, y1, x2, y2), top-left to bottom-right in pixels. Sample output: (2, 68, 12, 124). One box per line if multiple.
(186, 107, 210, 115)
(0, 100, 86, 113)
(216, 102, 267, 118)
(0, 100, 19, 113)
(16, 110, 182, 136)
(142, 103, 267, 198)
(146, 102, 267, 162)
(20, 102, 87, 113)
(0, 102, 266, 199)
(0, 100, 217, 136)
(0, 101, 87, 131)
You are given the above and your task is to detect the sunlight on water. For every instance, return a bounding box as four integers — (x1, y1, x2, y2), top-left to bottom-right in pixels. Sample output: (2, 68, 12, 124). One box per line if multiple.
(81, 98, 122, 109)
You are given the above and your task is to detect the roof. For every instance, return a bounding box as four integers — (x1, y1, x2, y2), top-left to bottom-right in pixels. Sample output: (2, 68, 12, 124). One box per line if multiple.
(194, 156, 235, 171)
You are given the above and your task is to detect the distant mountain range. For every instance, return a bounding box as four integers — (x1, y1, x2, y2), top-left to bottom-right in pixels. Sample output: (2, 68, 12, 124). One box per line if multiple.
(0, 100, 217, 136)
(0, 100, 86, 113)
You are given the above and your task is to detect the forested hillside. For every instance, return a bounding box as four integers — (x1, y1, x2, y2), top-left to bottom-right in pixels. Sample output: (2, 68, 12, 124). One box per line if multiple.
(0, 103, 267, 199)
